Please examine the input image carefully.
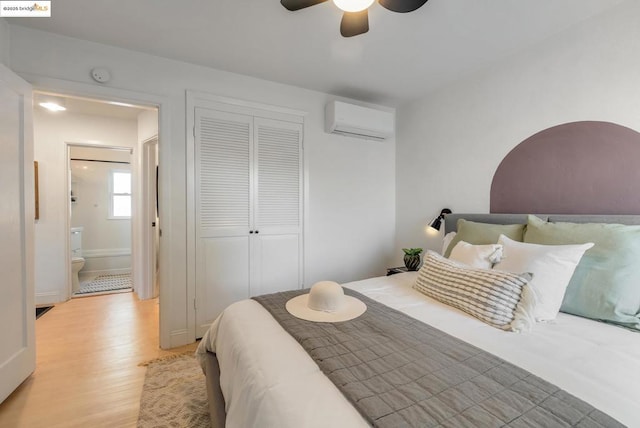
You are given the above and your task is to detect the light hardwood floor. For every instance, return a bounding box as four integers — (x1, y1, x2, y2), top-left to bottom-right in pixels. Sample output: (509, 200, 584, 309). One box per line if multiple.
(0, 292, 198, 428)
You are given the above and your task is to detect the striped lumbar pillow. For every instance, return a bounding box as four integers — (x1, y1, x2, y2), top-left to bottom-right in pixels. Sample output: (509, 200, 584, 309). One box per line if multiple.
(414, 251, 535, 332)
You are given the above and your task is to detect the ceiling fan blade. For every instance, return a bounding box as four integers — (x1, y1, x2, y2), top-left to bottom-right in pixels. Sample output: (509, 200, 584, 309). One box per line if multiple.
(280, 0, 328, 11)
(340, 10, 369, 37)
(378, 0, 428, 13)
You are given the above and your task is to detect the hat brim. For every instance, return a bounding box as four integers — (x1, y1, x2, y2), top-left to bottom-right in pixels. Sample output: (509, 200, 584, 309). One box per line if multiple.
(286, 294, 367, 322)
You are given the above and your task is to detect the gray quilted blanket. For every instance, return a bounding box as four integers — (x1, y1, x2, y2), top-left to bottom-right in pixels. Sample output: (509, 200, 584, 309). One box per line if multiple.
(253, 289, 625, 428)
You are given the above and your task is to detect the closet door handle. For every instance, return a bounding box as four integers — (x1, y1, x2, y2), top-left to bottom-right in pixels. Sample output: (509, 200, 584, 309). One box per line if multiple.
(249, 230, 254, 234)
(255, 230, 259, 234)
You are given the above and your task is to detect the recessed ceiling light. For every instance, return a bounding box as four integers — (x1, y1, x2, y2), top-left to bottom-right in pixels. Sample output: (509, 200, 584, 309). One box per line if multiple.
(37, 94, 67, 112)
(39, 102, 67, 112)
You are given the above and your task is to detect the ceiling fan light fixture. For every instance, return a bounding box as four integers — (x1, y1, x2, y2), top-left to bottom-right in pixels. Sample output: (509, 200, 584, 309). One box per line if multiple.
(333, 0, 375, 13)
(281, 0, 429, 37)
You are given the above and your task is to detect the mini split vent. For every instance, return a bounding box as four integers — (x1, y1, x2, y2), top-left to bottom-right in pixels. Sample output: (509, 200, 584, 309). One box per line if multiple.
(325, 101, 395, 141)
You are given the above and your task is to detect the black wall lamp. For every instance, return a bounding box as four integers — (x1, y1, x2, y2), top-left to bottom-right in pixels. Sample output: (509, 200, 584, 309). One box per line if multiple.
(429, 208, 452, 231)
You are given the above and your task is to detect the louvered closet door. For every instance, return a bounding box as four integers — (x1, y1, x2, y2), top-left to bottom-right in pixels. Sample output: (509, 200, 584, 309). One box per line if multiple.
(250, 118, 303, 296)
(195, 108, 253, 337)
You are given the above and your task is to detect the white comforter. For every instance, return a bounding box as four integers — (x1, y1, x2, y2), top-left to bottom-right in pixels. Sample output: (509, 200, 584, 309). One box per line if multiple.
(196, 272, 640, 428)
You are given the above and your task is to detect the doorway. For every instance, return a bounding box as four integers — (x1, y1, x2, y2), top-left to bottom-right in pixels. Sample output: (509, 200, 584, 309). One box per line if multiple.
(68, 144, 134, 297)
(32, 92, 159, 303)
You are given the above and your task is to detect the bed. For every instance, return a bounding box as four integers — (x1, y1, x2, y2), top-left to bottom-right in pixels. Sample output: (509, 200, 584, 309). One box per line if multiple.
(195, 213, 640, 428)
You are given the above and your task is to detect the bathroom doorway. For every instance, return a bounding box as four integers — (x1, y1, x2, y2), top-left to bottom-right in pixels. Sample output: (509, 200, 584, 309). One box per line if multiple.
(68, 144, 134, 297)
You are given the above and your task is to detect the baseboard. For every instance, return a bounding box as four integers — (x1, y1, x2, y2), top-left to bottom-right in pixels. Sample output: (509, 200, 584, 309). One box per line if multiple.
(79, 268, 131, 278)
(35, 291, 62, 305)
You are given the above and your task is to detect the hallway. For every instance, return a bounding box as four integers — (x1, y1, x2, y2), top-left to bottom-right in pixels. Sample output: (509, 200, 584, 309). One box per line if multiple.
(0, 293, 196, 428)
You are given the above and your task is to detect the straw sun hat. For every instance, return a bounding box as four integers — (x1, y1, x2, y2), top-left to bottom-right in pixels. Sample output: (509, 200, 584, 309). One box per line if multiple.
(286, 281, 367, 322)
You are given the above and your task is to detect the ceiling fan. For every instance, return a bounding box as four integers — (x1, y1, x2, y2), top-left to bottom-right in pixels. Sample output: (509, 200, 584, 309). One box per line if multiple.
(281, 0, 429, 38)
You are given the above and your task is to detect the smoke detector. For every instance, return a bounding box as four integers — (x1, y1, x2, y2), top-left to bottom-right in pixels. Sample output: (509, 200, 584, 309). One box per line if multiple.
(91, 67, 111, 84)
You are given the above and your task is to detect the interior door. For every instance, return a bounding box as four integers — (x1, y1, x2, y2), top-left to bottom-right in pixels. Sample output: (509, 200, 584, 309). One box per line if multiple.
(142, 137, 159, 299)
(195, 108, 253, 337)
(0, 64, 35, 404)
(250, 117, 303, 296)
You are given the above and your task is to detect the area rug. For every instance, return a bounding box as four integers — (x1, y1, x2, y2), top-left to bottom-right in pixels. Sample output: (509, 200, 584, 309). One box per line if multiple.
(75, 273, 132, 295)
(137, 352, 210, 428)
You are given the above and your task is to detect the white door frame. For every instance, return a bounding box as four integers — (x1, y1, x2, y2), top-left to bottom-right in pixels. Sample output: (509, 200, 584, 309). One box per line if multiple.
(21, 73, 173, 348)
(65, 142, 134, 298)
(140, 136, 158, 300)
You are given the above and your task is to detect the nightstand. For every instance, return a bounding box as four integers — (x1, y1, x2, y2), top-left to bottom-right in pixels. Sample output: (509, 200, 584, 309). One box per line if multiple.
(386, 266, 410, 276)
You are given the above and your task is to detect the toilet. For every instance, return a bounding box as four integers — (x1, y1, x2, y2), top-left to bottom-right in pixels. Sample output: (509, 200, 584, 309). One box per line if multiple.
(71, 227, 85, 293)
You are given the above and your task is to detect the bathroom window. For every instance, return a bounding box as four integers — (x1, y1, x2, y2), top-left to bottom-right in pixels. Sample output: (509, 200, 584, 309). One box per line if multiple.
(109, 170, 131, 219)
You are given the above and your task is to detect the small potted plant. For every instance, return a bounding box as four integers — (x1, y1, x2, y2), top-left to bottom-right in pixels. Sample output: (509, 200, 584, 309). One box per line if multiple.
(402, 248, 423, 271)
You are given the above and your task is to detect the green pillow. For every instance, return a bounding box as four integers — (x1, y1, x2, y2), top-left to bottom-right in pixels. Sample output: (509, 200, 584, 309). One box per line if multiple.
(524, 215, 640, 330)
(444, 219, 526, 257)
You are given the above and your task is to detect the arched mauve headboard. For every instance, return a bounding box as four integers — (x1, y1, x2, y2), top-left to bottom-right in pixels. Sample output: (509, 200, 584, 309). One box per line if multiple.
(490, 121, 640, 215)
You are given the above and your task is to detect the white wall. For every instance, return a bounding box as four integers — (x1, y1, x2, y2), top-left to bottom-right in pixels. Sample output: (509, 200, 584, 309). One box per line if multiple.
(0, 18, 9, 66)
(395, 0, 640, 262)
(33, 109, 137, 304)
(137, 109, 158, 142)
(70, 154, 132, 277)
(9, 25, 396, 347)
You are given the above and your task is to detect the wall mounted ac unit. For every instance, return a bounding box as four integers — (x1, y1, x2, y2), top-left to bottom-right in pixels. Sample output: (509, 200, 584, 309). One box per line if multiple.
(325, 101, 395, 141)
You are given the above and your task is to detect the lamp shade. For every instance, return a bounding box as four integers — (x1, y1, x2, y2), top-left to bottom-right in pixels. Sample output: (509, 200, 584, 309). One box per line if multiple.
(429, 208, 452, 231)
(429, 216, 443, 231)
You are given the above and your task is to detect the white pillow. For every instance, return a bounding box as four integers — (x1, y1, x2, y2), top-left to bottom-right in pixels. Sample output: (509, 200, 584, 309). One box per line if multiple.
(415, 251, 535, 332)
(493, 234, 593, 321)
(442, 232, 456, 255)
(449, 241, 503, 269)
